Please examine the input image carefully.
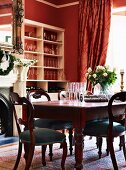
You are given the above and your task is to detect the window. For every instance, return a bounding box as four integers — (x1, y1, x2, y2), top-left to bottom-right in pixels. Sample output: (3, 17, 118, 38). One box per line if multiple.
(106, 12, 126, 91)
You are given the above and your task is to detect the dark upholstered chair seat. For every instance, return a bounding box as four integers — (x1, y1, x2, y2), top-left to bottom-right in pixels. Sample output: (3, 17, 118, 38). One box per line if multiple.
(20, 128, 66, 145)
(84, 119, 125, 137)
(34, 119, 73, 130)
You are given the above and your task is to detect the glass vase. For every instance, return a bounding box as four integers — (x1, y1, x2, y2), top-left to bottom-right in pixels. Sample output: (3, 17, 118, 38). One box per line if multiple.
(100, 84, 109, 95)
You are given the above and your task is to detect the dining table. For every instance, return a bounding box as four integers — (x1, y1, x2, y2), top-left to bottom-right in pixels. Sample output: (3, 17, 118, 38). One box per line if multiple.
(32, 99, 126, 170)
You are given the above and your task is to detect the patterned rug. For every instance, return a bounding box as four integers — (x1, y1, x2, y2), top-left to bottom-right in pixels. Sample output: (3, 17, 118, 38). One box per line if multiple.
(0, 136, 126, 170)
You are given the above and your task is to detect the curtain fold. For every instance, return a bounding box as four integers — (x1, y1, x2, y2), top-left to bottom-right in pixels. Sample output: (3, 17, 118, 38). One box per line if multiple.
(78, 0, 112, 90)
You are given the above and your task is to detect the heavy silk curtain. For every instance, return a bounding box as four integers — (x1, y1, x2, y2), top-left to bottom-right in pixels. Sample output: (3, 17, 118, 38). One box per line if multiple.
(78, 0, 111, 90)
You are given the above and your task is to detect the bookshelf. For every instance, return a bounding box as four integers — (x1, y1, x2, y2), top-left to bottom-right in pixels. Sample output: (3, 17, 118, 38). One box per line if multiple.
(23, 19, 66, 92)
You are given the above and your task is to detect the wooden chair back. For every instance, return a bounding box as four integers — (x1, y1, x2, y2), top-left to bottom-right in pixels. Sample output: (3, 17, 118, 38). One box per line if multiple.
(10, 92, 35, 137)
(27, 90, 51, 102)
(108, 91, 126, 132)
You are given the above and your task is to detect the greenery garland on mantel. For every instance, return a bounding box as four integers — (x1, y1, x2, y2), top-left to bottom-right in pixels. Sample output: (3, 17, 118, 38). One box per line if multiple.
(0, 49, 16, 76)
(0, 48, 37, 76)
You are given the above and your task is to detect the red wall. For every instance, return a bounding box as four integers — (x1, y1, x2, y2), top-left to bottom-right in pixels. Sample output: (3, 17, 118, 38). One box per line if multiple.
(58, 6, 78, 81)
(0, 0, 12, 5)
(0, 6, 12, 25)
(0, 8, 11, 15)
(113, 0, 126, 8)
(25, 0, 58, 26)
(25, 0, 79, 81)
(0, 16, 11, 25)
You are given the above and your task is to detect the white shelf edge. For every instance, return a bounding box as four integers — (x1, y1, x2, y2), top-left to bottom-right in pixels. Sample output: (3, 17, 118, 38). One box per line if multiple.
(43, 53, 63, 57)
(24, 50, 42, 54)
(24, 36, 42, 41)
(30, 65, 43, 68)
(43, 39, 62, 45)
(29, 66, 63, 69)
(26, 79, 67, 82)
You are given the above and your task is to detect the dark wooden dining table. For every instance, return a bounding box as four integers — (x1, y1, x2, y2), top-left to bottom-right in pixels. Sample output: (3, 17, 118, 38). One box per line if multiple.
(33, 100, 126, 170)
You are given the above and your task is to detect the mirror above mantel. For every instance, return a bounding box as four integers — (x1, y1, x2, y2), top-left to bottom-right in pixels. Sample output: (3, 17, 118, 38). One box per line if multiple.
(0, 0, 13, 51)
(0, 0, 24, 90)
(0, 0, 23, 54)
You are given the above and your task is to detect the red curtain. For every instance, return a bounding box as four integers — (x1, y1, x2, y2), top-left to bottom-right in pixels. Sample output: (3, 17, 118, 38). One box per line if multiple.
(78, 0, 112, 90)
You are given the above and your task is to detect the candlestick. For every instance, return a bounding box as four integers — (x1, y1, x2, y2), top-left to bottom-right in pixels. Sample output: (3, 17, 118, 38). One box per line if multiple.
(120, 69, 124, 74)
(120, 69, 124, 92)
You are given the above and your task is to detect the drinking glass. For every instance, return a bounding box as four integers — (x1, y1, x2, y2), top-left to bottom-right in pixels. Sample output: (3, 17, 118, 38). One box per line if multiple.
(74, 82, 80, 101)
(79, 82, 86, 102)
(67, 82, 74, 100)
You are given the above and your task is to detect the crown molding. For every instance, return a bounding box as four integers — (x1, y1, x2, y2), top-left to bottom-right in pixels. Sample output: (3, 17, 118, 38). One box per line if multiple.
(36, 0, 79, 8)
(0, 13, 11, 17)
(58, 2, 79, 8)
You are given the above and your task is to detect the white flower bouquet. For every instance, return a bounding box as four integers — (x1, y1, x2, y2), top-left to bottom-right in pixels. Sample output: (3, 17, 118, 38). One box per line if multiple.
(86, 65, 117, 88)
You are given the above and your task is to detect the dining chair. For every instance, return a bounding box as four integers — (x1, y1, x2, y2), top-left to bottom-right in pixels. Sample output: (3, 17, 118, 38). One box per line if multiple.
(84, 91, 126, 170)
(84, 92, 124, 158)
(27, 89, 73, 160)
(10, 92, 67, 170)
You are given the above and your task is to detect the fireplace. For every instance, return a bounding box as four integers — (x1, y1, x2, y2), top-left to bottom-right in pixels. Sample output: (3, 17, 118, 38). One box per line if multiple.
(0, 93, 13, 136)
(0, 73, 17, 136)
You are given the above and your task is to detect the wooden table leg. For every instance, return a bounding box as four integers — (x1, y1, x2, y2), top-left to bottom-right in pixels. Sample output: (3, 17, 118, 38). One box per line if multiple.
(74, 128, 84, 170)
